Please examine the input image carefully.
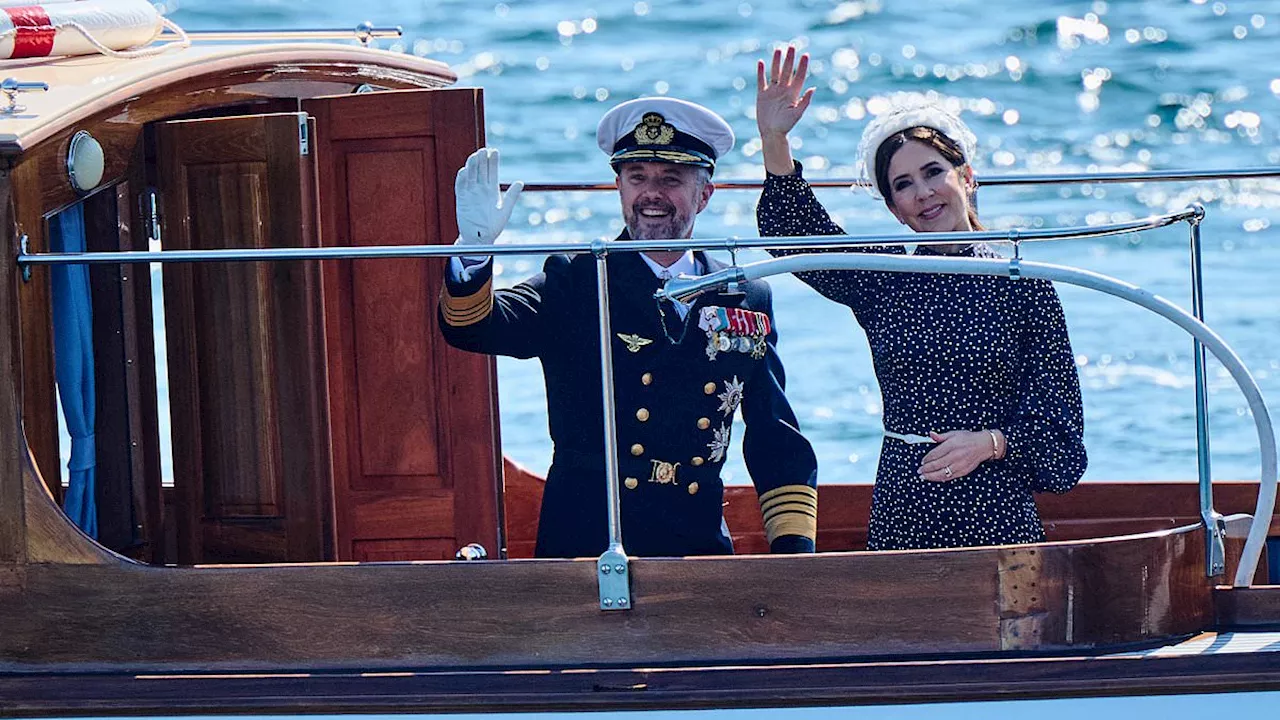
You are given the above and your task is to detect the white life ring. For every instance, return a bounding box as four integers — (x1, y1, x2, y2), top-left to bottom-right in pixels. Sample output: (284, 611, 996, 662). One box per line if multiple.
(0, 0, 187, 60)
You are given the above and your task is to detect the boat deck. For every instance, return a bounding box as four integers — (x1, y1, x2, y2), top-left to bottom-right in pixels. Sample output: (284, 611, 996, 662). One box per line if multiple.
(1114, 630, 1280, 657)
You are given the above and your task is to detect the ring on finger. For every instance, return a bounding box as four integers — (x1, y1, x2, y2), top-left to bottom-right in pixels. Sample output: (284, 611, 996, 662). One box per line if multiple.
(943, 465, 953, 479)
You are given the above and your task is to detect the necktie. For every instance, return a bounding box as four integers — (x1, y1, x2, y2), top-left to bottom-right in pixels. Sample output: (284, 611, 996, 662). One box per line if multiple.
(658, 270, 685, 342)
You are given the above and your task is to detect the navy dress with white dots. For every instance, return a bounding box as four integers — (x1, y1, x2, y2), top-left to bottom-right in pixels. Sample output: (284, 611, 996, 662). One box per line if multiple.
(758, 165, 1087, 550)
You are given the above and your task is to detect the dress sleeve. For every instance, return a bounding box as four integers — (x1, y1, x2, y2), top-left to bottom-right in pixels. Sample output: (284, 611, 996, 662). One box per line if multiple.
(438, 254, 572, 360)
(738, 282, 819, 553)
(1000, 280, 1088, 493)
(755, 161, 903, 314)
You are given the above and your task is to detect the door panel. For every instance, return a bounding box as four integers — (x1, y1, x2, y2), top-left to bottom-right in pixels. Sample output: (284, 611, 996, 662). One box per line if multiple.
(306, 89, 504, 561)
(156, 113, 333, 564)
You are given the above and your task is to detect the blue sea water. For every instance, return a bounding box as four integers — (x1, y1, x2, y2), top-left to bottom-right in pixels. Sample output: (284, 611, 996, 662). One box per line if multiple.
(163, 0, 1280, 486)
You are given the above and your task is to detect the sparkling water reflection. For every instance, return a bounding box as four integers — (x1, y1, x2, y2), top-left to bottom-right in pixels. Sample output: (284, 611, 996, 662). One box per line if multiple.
(151, 0, 1280, 485)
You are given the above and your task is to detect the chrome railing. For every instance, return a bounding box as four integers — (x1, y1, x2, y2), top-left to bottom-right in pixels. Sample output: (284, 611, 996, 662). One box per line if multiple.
(18, 206, 1275, 592)
(13, 208, 1202, 266)
(512, 166, 1280, 193)
(159, 23, 402, 46)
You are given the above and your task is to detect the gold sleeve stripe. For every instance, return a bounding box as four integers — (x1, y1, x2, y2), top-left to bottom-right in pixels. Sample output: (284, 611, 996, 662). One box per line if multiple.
(759, 484, 818, 543)
(762, 501, 818, 523)
(441, 279, 494, 327)
(761, 493, 818, 515)
(445, 300, 493, 324)
(443, 277, 493, 313)
(759, 484, 817, 506)
(764, 513, 816, 544)
(443, 298, 493, 327)
(760, 485, 817, 513)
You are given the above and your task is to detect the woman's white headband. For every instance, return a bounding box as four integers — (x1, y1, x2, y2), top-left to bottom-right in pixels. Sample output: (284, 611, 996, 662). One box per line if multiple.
(855, 99, 978, 200)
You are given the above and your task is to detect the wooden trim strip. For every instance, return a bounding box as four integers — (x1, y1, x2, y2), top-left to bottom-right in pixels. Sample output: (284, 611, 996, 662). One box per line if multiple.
(2, 649, 1280, 715)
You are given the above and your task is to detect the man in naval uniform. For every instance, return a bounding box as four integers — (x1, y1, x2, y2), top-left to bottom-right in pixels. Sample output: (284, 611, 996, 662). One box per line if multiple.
(438, 97, 818, 558)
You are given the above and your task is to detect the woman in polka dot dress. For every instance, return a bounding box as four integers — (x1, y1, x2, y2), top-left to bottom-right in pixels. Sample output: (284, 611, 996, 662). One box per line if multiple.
(754, 46, 1087, 550)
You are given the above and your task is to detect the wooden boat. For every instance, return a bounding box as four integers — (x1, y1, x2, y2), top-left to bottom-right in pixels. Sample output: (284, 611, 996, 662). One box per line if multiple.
(0, 28, 1278, 717)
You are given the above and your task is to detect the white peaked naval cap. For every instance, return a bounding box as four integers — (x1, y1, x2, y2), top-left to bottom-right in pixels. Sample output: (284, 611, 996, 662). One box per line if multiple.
(597, 97, 735, 174)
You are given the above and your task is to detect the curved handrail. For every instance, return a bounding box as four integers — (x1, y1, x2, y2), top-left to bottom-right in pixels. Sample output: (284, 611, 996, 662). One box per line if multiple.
(660, 254, 1276, 587)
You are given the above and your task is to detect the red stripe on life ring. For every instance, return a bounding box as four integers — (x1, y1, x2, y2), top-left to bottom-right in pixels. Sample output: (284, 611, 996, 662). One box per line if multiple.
(5, 6, 56, 59)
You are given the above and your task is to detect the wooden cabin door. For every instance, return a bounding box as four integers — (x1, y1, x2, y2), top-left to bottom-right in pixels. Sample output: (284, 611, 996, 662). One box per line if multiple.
(156, 113, 334, 564)
(304, 89, 504, 562)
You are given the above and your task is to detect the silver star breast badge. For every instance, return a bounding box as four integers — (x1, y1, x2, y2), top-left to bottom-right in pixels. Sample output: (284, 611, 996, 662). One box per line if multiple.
(717, 376, 744, 416)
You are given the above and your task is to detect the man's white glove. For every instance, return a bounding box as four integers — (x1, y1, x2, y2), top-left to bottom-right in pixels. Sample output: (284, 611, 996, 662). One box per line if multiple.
(455, 147, 524, 253)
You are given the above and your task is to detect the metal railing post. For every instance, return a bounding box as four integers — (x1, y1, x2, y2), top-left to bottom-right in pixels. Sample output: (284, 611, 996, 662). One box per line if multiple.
(1187, 204, 1226, 577)
(590, 242, 630, 611)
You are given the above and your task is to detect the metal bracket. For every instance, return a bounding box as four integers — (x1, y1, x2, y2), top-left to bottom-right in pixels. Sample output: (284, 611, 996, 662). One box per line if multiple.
(1203, 510, 1227, 577)
(1, 78, 48, 115)
(724, 236, 742, 296)
(1007, 228, 1023, 280)
(19, 234, 30, 282)
(597, 547, 631, 611)
(1187, 202, 1206, 227)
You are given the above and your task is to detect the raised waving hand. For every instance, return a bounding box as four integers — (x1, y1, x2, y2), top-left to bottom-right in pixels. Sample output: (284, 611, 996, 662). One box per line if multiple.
(756, 45, 814, 176)
(454, 147, 524, 250)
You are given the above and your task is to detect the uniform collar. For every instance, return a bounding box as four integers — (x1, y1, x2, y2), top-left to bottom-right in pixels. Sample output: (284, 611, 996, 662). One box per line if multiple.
(639, 250, 699, 280)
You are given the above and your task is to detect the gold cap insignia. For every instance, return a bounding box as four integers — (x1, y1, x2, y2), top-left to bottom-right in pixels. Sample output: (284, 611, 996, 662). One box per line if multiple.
(617, 333, 654, 353)
(634, 112, 676, 146)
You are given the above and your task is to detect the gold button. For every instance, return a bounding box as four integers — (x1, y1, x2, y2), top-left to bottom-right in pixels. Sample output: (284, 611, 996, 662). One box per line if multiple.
(704, 382, 716, 394)
(697, 417, 710, 430)
(631, 443, 644, 456)
(641, 372, 653, 386)
(688, 482, 700, 495)
(636, 408, 650, 422)
(691, 456, 704, 467)
(624, 477, 639, 490)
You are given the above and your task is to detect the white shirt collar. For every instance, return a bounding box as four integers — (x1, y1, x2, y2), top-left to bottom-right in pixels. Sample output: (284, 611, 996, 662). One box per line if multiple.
(640, 251, 699, 280)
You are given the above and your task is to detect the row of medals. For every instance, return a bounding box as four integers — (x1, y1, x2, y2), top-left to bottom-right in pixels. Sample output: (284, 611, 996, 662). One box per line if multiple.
(698, 306, 769, 361)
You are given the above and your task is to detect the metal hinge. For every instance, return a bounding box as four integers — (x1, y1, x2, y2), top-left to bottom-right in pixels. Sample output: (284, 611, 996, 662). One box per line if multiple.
(298, 114, 310, 156)
(142, 188, 162, 246)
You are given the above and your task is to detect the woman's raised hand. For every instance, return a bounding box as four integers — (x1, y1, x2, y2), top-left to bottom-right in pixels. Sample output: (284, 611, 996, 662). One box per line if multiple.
(756, 45, 814, 176)
(756, 45, 814, 139)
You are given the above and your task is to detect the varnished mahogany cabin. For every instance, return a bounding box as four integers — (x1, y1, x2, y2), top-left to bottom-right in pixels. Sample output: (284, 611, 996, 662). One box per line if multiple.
(0, 41, 1279, 716)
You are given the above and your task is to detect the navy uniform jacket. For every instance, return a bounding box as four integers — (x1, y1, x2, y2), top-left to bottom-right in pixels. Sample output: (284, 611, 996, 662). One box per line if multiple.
(439, 239, 818, 558)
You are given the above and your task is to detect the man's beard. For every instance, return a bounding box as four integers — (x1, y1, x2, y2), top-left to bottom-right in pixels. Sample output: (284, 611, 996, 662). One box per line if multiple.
(624, 201, 694, 241)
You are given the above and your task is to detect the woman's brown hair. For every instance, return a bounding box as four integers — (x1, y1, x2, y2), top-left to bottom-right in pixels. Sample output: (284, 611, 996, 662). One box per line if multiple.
(873, 126, 984, 231)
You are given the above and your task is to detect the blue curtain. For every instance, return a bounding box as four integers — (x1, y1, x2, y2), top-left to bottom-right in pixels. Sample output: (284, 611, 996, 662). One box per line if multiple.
(49, 204, 98, 539)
